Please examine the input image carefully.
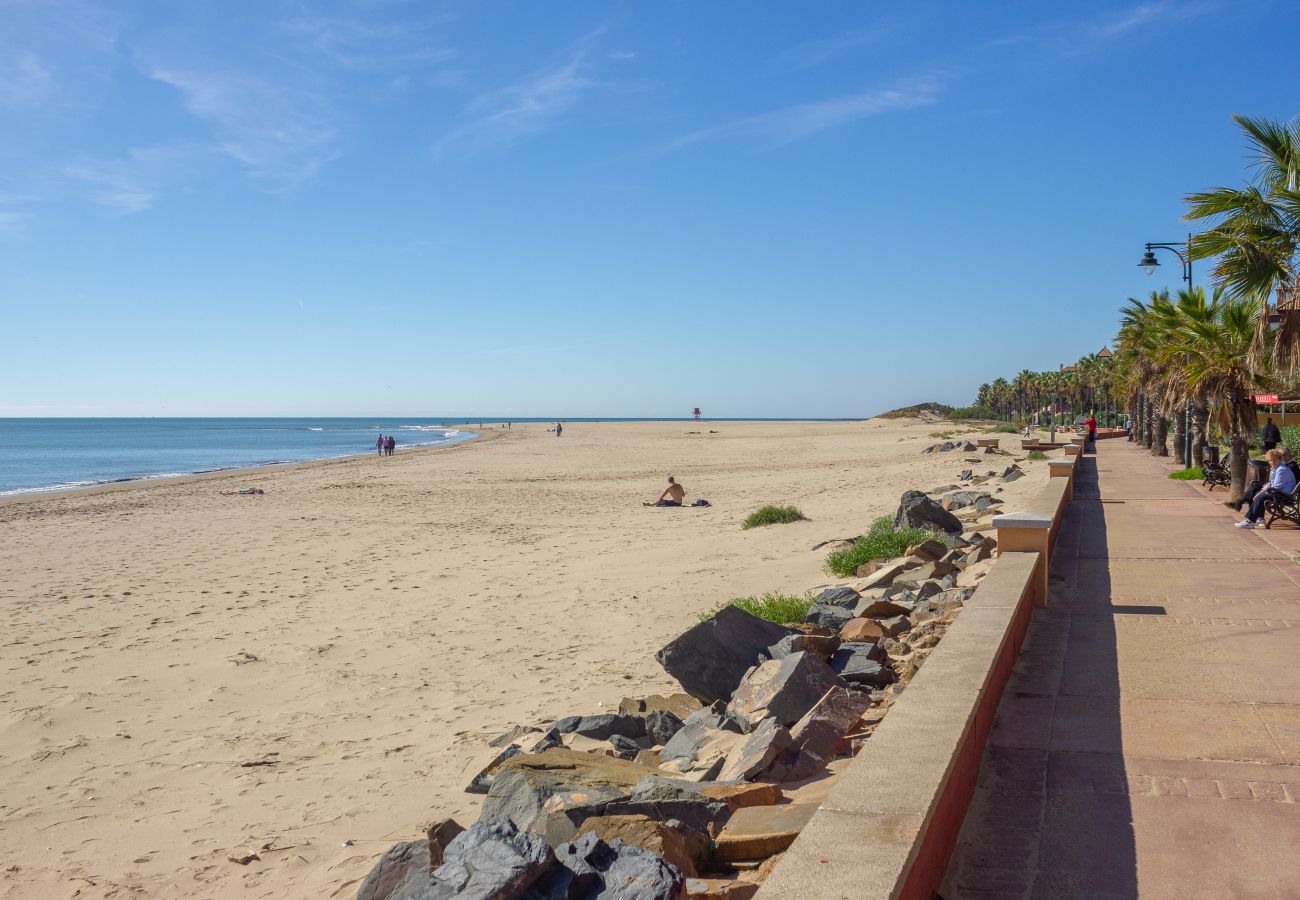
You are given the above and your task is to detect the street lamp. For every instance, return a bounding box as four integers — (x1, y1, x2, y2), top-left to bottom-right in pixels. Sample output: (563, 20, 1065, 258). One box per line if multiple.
(1137, 235, 1193, 468)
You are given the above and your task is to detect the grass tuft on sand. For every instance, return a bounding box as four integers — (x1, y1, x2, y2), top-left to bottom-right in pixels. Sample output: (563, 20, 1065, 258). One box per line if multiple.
(742, 504, 808, 529)
(826, 517, 956, 577)
(1026, 450, 1047, 461)
(700, 592, 814, 624)
(1168, 467, 1205, 480)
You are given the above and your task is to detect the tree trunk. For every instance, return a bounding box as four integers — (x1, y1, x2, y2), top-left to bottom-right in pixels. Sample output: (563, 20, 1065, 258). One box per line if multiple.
(1191, 400, 1209, 468)
(1152, 414, 1169, 456)
(1229, 393, 1251, 503)
(1141, 394, 1154, 448)
(1172, 404, 1186, 465)
(1230, 435, 1250, 503)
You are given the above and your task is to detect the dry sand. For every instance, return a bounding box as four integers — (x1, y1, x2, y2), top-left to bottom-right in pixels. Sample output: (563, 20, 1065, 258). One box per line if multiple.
(0, 418, 1047, 899)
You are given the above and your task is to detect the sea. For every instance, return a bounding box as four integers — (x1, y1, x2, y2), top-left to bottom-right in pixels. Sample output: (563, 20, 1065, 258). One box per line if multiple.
(0, 418, 480, 496)
(0, 417, 851, 496)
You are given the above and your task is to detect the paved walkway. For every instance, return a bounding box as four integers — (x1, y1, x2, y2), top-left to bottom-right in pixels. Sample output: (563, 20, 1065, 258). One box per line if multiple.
(941, 440, 1300, 900)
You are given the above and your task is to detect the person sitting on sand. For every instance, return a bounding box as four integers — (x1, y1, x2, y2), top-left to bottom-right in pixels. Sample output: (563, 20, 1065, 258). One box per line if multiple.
(221, 487, 264, 495)
(644, 476, 686, 507)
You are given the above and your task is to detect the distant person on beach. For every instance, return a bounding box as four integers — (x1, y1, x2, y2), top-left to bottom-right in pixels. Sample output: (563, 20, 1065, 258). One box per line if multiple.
(376, 435, 385, 455)
(556, 422, 563, 438)
(385, 435, 396, 456)
(644, 476, 685, 507)
(1262, 417, 1281, 451)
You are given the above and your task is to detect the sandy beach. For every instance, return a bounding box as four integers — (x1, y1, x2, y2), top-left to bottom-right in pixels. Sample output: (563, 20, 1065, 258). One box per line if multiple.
(0, 419, 1047, 899)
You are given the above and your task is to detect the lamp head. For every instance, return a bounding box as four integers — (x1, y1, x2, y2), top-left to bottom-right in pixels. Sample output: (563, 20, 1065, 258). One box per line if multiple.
(1138, 249, 1160, 275)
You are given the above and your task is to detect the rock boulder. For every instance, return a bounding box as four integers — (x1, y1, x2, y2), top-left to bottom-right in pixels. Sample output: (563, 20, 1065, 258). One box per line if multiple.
(656, 606, 794, 703)
(894, 491, 963, 535)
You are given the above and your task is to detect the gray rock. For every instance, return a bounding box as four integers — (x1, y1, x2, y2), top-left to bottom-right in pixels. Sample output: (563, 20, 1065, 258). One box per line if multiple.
(655, 606, 794, 703)
(427, 818, 555, 899)
(645, 710, 685, 746)
(767, 632, 841, 659)
(597, 780, 731, 837)
(608, 734, 641, 759)
(814, 586, 861, 609)
(915, 581, 942, 601)
(895, 490, 963, 535)
(552, 716, 582, 734)
(716, 717, 794, 782)
(428, 819, 466, 868)
(570, 714, 646, 741)
(939, 441, 955, 451)
(959, 469, 973, 481)
(974, 496, 997, 513)
(727, 651, 846, 731)
(804, 602, 855, 630)
(659, 704, 742, 770)
(943, 490, 993, 510)
(528, 832, 687, 900)
(764, 686, 873, 783)
(530, 730, 565, 753)
(961, 441, 977, 451)
(481, 751, 663, 846)
(356, 839, 433, 900)
(466, 744, 524, 795)
(893, 561, 958, 586)
(1002, 466, 1024, 482)
(880, 616, 911, 638)
(855, 597, 912, 619)
(830, 643, 895, 687)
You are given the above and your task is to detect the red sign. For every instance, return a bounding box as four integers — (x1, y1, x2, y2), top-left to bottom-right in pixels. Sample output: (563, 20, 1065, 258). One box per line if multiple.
(1255, 394, 1280, 404)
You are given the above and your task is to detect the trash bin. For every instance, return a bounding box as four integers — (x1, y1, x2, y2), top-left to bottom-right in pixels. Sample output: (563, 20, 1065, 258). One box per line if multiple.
(1202, 446, 1220, 467)
(1248, 458, 1270, 486)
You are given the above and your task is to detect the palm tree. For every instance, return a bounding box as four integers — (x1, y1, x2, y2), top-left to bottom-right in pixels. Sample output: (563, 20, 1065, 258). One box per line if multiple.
(1171, 296, 1276, 501)
(1117, 292, 1173, 454)
(1186, 114, 1300, 367)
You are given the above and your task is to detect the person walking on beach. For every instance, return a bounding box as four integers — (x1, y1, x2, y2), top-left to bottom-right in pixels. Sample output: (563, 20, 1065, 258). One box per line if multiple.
(385, 435, 396, 456)
(1262, 417, 1282, 451)
(1085, 413, 1098, 448)
(376, 434, 385, 456)
(555, 422, 563, 438)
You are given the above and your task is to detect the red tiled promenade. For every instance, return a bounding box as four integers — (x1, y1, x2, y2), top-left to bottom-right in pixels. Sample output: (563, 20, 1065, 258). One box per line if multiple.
(941, 439, 1300, 899)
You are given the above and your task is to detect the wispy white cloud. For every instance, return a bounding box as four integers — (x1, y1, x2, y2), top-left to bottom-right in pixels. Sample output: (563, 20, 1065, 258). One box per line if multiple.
(775, 20, 907, 70)
(0, 52, 54, 108)
(137, 60, 340, 183)
(665, 73, 945, 152)
(1090, 1, 1205, 38)
(432, 31, 606, 159)
(58, 143, 208, 214)
(282, 10, 458, 71)
(0, 208, 27, 238)
(992, 1, 1215, 51)
(0, 0, 120, 114)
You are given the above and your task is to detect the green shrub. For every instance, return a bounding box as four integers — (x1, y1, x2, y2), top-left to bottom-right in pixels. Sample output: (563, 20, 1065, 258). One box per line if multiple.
(1026, 450, 1047, 461)
(742, 504, 808, 530)
(993, 424, 1019, 434)
(1282, 426, 1300, 459)
(1169, 467, 1204, 480)
(699, 592, 814, 624)
(950, 405, 996, 420)
(825, 517, 958, 577)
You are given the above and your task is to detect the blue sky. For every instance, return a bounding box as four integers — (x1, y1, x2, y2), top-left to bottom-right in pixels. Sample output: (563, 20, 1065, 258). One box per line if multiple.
(1, 0, 1295, 418)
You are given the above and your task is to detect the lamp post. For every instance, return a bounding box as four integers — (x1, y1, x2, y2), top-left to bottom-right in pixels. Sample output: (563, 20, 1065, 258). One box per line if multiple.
(1138, 235, 1194, 469)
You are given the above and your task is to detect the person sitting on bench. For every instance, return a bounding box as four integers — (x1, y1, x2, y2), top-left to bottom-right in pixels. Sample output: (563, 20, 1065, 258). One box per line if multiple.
(1236, 448, 1297, 528)
(645, 476, 686, 507)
